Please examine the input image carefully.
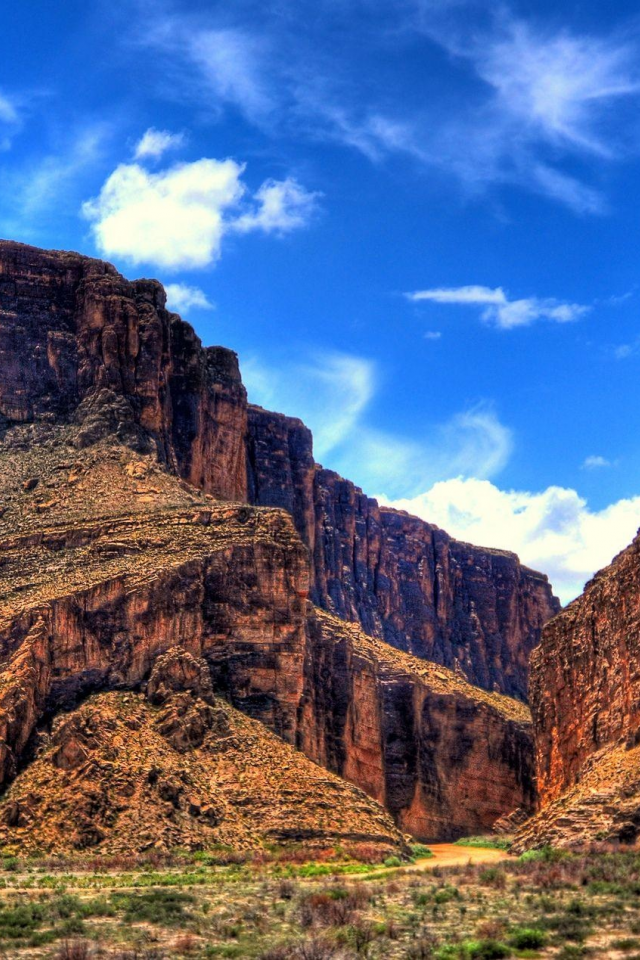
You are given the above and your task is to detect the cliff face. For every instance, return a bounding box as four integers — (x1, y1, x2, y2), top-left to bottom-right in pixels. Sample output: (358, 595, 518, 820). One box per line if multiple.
(0, 240, 248, 500)
(247, 405, 559, 700)
(0, 429, 533, 842)
(514, 532, 640, 850)
(0, 239, 554, 844)
(0, 240, 559, 701)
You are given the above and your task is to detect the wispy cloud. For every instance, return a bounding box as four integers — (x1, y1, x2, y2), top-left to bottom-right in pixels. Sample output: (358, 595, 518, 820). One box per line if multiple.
(82, 145, 318, 270)
(582, 455, 614, 470)
(383, 477, 640, 604)
(0, 124, 109, 238)
(243, 350, 512, 496)
(406, 285, 589, 329)
(164, 282, 213, 313)
(0, 89, 21, 150)
(134, 127, 185, 160)
(137, 2, 640, 213)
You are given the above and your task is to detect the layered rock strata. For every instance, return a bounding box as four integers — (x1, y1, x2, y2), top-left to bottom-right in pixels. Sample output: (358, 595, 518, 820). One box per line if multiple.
(515, 532, 640, 849)
(0, 240, 559, 701)
(0, 652, 404, 855)
(0, 432, 533, 842)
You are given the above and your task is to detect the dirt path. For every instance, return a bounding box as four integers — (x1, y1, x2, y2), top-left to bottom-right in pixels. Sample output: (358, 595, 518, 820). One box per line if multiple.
(413, 843, 512, 870)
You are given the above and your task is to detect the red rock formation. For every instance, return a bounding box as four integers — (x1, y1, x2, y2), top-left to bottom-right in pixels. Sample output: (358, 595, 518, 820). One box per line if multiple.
(0, 240, 247, 500)
(0, 240, 559, 701)
(514, 531, 640, 849)
(0, 435, 533, 841)
(247, 405, 559, 699)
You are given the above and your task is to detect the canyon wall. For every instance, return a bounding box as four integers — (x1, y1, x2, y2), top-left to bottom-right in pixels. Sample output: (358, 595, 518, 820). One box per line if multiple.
(0, 240, 248, 500)
(0, 443, 533, 840)
(514, 532, 640, 849)
(247, 405, 559, 699)
(0, 239, 558, 704)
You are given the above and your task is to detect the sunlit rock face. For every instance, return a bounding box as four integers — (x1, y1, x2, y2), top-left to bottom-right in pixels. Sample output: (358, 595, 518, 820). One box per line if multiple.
(514, 531, 640, 850)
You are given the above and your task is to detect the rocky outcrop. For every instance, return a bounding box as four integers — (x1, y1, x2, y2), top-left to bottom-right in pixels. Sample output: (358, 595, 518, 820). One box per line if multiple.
(0, 240, 559, 701)
(301, 610, 534, 840)
(247, 405, 559, 699)
(515, 532, 640, 850)
(0, 240, 247, 500)
(0, 436, 534, 841)
(0, 683, 405, 855)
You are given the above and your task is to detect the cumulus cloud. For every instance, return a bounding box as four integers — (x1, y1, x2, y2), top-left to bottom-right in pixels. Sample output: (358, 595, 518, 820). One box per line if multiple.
(134, 128, 184, 160)
(382, 477, 640, 605)
(164, 283, 213, 313)
(232, 178, 319, 234)
(82, 152, 317, 270)
(406, 285, 589, 329)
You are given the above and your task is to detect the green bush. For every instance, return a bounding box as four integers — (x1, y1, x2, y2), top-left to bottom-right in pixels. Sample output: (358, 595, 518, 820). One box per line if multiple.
(508, 928, 546, 950)
(454, 837, 512, 852)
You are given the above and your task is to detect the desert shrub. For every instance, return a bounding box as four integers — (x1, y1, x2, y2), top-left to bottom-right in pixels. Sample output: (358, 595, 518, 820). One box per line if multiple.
(0, 902, 47, 942)
(455, 837, 511, 852)
(55, 942, 92, 960)
(405, 935, 436, 958)
(112, 890, 195, 926)
(508, 927, 546, 950)
(383, 856, 402, 868)
(410, 844, 434, 859)
(277, 878, 297, 900)
(467, 941, 511, 960)
(261, 942, 346, 960)
(478, 868, 506, 889)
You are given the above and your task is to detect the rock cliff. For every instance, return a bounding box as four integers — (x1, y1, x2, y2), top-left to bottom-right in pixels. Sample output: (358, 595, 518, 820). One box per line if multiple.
(0, 240, 559, 702)
(248, 406, 560, 702)
(0, 425, 533, 842)
(514, 532, 640, 850)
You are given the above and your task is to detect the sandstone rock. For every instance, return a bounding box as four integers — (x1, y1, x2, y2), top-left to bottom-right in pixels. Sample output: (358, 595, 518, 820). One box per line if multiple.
(515, 531, 640, 850)
(247, 405, 559, 699)
(0, 240, 559, 701)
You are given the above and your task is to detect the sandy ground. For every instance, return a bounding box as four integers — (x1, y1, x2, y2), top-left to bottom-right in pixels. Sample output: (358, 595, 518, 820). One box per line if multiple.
(414, 843, 512, 870)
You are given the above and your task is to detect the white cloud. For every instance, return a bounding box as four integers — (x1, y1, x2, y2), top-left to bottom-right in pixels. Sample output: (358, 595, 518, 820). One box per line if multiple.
(134, 128, 184, 160)
(82, 158, 245, 270)
(475, 23, 640, 159)
(406, 285, 589, 329)
(424, 331, 442, 340)
(232, 178, 319, 233)
(141, 6, 640, 212)
(188, 28, 275, 121)
(0, 125, 109, 237)
(382, 477, 640, 605)
(582, 455, 613, 470)
(82, 152, 316, 271)
(164, 283, 213, 313)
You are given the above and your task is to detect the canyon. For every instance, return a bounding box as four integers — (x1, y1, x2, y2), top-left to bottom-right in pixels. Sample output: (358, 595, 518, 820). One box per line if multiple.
(0, 239, 557, 849)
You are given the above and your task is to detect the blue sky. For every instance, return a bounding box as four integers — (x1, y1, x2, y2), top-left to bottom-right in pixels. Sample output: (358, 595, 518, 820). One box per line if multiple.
(3, 0, 640, 601)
